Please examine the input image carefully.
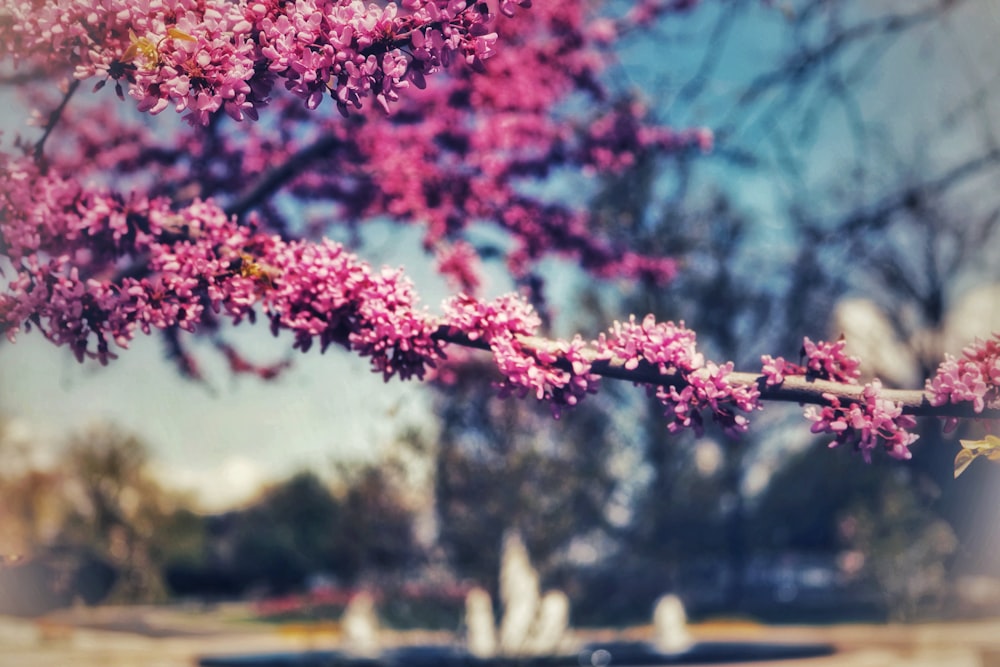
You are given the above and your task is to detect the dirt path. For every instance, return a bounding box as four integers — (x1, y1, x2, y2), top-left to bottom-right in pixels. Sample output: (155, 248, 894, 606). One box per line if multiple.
(2, 607, 999, 667)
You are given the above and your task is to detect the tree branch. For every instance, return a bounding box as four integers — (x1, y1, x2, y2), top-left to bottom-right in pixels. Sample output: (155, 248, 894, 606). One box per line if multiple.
(224, 134, 343, 219)
(34, 78, 80, 166)
(838, 148, 1000, 235)
(0, 68, 54, 85)
(433, 329, 999, 420)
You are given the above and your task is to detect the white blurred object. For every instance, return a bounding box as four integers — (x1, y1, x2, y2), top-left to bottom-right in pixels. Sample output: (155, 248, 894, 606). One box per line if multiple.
(341, 591, 380, 656)
(474, 533, 571, 657)
(522, 590, 570, 656)
(832, 298, 919, 386)
(465, 587, 497, 658)
(652, 594, 694, 654)
(941, 284, 1000, 356)
(498, 531, 540, 655)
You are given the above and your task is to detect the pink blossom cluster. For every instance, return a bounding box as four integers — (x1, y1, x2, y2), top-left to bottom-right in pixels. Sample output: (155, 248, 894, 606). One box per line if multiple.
(763, 337, 917, 460)
(0, 152, 617, 395)
(490, 334, 599, 416)
(0, 154, 260, 362)
(441, 292, 540, 342)
(804, 381, 918, 462)
(440, 293, 601, 414)
(925, 333, 1000, 419)
(10, 1, 702, 298)
(625, 0, 701, 28)
(759, 337, 860, 387)
(759, 354, 805, 386)
(297, 2, 705, 289)
(800, 336, 862, 384)
(0, 154, 446, 379)
(493, 204, 678, 286)
(262, 239, 443, 380)
(435, 240, 482, 293)
(596, 315, 761, 435)
(215, 340, 291, 379)
(591, 251, 679, 285)
(2, 0, 506, 123)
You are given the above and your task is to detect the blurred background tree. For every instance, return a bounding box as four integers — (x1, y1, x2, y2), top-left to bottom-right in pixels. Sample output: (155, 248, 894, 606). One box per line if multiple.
(166, 460, 422, 599)
(57, 422, 176, 602)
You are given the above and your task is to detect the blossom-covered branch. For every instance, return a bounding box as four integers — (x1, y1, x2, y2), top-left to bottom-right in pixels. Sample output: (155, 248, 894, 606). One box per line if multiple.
(438, 322, 1000, 464)
(2, 0, 516, 123)
(448, 331, 1000, 420)
(5, 2, 702, 295)
(1, 163, 996, 465)
(2, 0, 996, 473)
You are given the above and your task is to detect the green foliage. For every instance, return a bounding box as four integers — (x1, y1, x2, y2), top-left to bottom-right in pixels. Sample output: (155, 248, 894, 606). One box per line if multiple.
(751, 443, 960, 621)
(228, 471, 345, 590)
(1, 419, 423, 604)
(187, 464, 421, 596)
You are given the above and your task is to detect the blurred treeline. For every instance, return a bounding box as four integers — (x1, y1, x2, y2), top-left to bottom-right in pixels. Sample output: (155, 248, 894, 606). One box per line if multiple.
(2, 409, 999, 627)
(0, 421, 424, 617)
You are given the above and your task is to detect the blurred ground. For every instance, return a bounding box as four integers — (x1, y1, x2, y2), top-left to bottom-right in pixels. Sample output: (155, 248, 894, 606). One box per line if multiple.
(3, 605, 1000, 667)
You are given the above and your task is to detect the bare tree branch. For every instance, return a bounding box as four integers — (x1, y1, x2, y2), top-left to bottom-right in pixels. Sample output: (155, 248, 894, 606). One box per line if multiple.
(34, 78, 80, 166)
(835, 148, 1000, 236)
(0, 68, 56, 85)
(225, 134, 344, 219)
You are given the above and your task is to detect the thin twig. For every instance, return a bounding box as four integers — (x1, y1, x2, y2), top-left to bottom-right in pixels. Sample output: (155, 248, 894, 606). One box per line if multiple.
(34, 78, 81, 166)
(0, 68, 53, 85)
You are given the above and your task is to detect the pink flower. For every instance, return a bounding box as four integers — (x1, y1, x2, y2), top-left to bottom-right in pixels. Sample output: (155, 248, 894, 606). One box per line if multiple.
(801, 336, 862, 384)
(597, 315, 760, 435)
(805, 381, 918, 462)
(435, 241, 482, 294)
(926, 333, 1000, 414)
(761, 354, 802, 386)
(6, 0, 506, 124)
(441, 293, 599, 415)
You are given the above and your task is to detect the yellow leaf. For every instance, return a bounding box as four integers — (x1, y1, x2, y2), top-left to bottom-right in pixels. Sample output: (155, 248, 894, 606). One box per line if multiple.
(167, 27, 196, 42)
(121, 31, 161, 68)
(122, 30, 140, 61)
(121, 42, 139, 61)
(960, 434, 1000, 452)
(955, 448, 977, 478)
(955, 435, 1000, 478)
